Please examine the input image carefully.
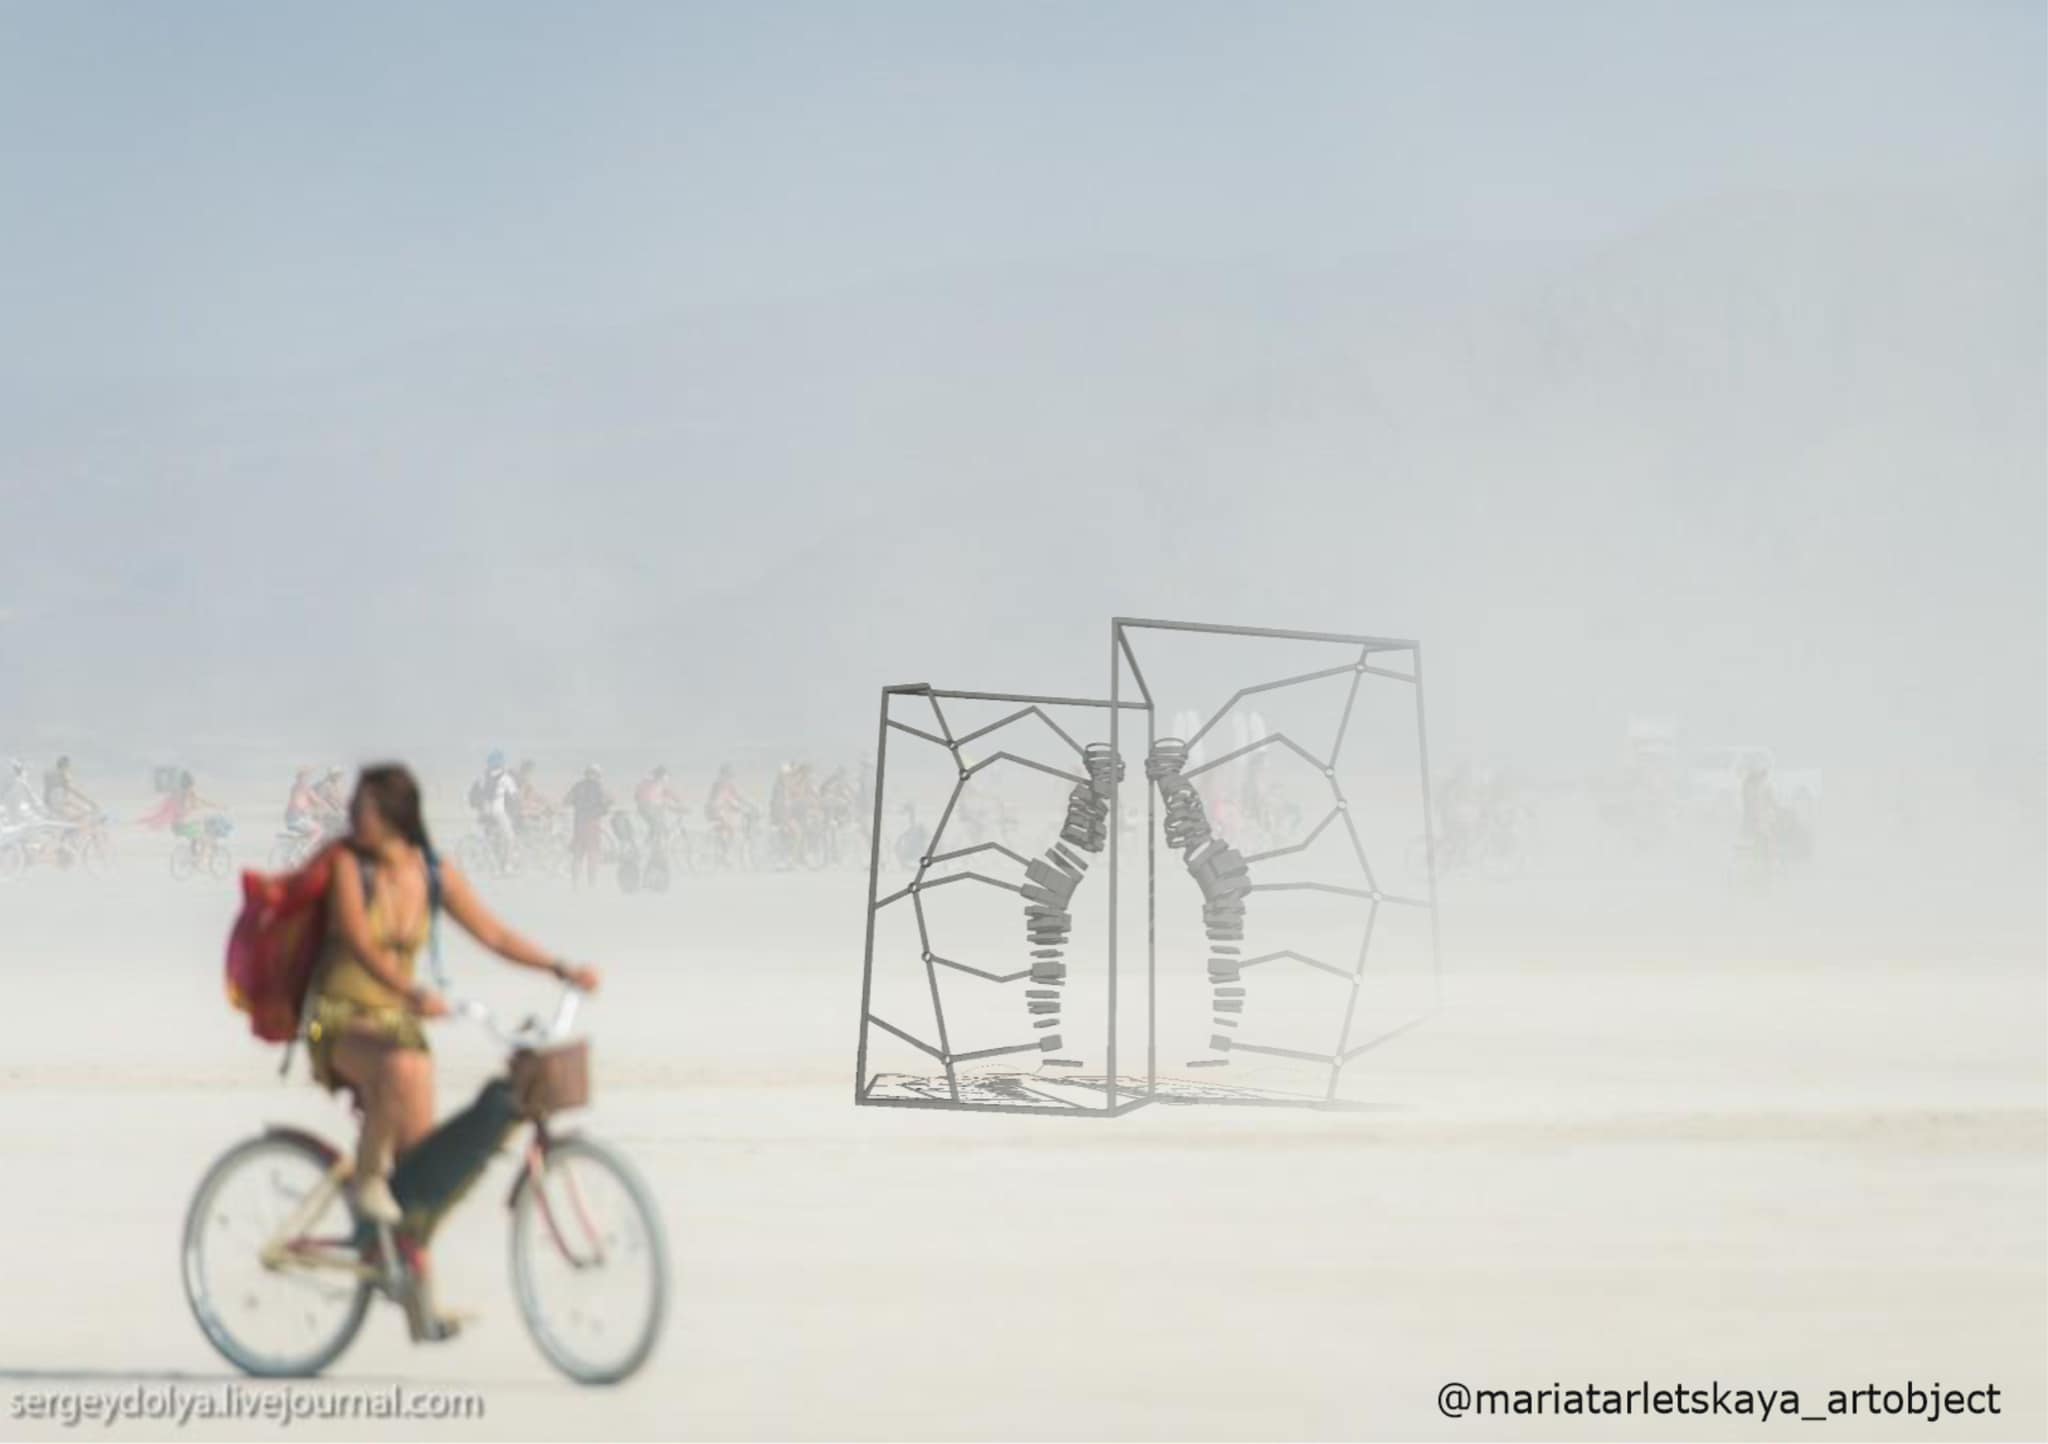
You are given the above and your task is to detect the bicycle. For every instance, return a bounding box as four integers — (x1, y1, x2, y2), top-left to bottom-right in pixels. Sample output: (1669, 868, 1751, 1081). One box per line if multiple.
(267, 825, 336, 873)
(0, 819, 60, 879)
(180, 987, 668, 1385)
(0, 813, 113, 877)
(171, 816, 234, 881)
(633, 809, 690, 892)
(703, 804, 758, 872)
(518, 810, 572, 880)
(65, 810, 115, 874)
(455, 815, 524, 880)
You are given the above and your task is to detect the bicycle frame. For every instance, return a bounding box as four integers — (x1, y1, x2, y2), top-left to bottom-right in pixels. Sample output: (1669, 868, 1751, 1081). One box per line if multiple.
(253, 1131, 379, 1282)
(251, 1118, 604, 1287)
(251, 988, 594, 1290)
(507, 1125, 609, 1270)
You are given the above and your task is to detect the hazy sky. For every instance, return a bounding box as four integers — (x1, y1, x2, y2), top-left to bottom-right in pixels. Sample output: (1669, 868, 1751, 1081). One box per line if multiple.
(1, 1, 2042, 799)
(3, 0, 2039, 382)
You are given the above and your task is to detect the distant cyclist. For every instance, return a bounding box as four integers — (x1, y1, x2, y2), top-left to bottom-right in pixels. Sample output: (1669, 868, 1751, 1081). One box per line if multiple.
(43, 756, 98, 823)
(563, 765, 611, 888)
(1739, 756, 1777, 862)
(469, 751, 519, 869)
(312, 768, 349, 834)
(3, 759, 50, 826)
(820, 767, 854, 832)
(633, 766, 681, 847)
(768, 763, 793, 843)
(142, 769, 223, 846)
(705, 764, 750, 867)
(511, 759, 553, 839)
(893, 803, 929, 871)
(282, 768, 327, 849)
(772, 762, 819, 864)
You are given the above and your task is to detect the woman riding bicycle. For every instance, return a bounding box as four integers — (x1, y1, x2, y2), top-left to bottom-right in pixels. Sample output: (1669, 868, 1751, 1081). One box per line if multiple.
(141, 770, 221, 840)
(306, 765, 599, 1285)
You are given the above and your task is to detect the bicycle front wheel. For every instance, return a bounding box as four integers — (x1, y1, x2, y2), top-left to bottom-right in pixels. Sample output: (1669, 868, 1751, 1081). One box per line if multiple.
(182, 1132, 371, 1378)
(510, 1134, 668, 1386)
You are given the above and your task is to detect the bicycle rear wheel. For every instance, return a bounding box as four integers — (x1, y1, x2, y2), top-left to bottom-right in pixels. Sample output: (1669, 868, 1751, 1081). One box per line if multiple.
(510, 1134, 668, 1385)
(456, 831, 492, 874)
(182, 1132, 372, 1378)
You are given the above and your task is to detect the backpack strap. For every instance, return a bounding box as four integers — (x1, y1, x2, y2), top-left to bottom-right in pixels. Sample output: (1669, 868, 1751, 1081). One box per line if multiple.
(424, 846, 449, 990)
(367, 846, 449, 989)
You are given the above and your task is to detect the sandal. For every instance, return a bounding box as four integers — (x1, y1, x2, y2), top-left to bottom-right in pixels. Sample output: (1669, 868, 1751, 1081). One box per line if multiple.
(352, 1173, 402, 1227)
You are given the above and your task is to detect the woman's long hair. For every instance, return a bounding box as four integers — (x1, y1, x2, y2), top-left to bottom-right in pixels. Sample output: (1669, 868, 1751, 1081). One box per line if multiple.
(352, 762, 434, 856)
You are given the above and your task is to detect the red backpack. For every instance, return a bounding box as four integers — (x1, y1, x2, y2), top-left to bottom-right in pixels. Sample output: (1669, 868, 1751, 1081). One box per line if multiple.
(225, 844, 345, 1045)
(225, 844, 442, 1055)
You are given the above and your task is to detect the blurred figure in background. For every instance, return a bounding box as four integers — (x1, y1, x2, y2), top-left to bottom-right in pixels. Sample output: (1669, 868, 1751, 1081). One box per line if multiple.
(820, 767, 855, 838)
(312, 768, 349, 834)
(3, 758, 51, 825)
(564, 764, 611, 888)
(634, 765, 681, 848)
(511, 758, 553, 839)
(468, 751, 519, 870)
(893, 802, 929, 871)
(283, 768, 326, 848)
(42, 756, 97, 822)
(768, 763, 794, 855)
(856, 757, 875, 830)
(1739, 757, 1774, 849)
(705, 763, 751, 868)
(141, 769, 222, 842)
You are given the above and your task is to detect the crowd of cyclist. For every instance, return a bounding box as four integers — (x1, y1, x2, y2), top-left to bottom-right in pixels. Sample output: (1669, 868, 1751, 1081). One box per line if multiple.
(0, 750, 883, 889)
(453, 752, 877, 886)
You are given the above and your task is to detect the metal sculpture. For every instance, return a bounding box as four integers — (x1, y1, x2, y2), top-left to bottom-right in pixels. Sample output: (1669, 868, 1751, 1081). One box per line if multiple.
(854, 617, 1439, 1115)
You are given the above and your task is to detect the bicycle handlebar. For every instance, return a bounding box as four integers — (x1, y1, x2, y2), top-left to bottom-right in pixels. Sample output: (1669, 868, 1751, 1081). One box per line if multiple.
(448, 983, 581, 1050)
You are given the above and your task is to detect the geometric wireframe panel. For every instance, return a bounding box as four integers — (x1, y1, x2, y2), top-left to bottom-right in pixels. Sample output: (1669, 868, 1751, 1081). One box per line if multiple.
(854, 617, 1439, 1116)
(853, 684, 1151, 1116)
(1113, 617, 1440, 1103)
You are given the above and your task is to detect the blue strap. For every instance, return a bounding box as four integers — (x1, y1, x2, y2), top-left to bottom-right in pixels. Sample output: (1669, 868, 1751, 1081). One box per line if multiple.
(425, 847, 448, 989)
(358, 847, 448, 988)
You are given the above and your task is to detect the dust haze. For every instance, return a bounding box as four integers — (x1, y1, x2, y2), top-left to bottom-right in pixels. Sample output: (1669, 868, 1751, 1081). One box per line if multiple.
(0, 2, 2042, 1439)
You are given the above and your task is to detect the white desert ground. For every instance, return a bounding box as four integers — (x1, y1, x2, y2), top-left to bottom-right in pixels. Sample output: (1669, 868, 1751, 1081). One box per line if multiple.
(0, 791, 2042, 1442)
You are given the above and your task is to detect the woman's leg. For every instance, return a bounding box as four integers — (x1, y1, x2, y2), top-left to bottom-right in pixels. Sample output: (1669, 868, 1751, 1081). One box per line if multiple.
(386, 1047, 436, 1157)
(330, 1032, 401, 1191)
(330, 1035, 435, 1206)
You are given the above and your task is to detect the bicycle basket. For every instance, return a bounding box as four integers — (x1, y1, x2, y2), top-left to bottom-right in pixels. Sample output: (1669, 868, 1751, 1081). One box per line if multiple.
(510, 1040, 590, 1118)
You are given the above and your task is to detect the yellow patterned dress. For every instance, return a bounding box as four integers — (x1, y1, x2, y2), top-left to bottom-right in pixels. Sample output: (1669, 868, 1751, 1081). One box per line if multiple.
(306, 879, 431, 1090)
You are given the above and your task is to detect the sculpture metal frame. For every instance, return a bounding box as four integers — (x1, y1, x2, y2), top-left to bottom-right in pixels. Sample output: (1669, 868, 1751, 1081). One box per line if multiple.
(854, 617, 1440, 1116)
(854, 683, 1154, 1116)
(1113, 616, 1441, 1103)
